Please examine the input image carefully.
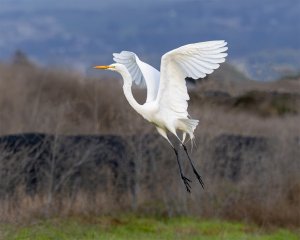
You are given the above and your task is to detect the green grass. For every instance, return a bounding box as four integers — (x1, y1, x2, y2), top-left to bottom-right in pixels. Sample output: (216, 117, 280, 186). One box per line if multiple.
(1, 216, 299, 240)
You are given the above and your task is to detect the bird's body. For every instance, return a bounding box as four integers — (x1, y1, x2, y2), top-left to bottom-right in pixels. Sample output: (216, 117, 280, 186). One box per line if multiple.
(95, 40, 228, 192)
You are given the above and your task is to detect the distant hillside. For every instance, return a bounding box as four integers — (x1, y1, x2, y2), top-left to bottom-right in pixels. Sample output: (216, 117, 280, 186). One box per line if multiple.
(208, 62, 250, 82)
(0, 57, 299, 136)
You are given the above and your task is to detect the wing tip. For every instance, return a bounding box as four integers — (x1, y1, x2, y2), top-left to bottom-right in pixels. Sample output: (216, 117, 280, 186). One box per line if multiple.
(112, 51, 135, 58)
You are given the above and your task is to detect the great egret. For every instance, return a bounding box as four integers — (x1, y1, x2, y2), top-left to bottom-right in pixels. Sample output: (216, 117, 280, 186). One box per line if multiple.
(94, 40, 228, 192)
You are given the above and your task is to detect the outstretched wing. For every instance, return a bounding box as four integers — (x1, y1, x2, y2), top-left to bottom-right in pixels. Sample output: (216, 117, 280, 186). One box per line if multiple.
(156, 40, 228, 118)
(113, 51, 160, 103)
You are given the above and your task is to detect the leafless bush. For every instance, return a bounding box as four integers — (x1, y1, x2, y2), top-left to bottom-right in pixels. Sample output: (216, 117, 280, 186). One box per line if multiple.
(0, 61, 299, 227)
(0, 61, 148, 135)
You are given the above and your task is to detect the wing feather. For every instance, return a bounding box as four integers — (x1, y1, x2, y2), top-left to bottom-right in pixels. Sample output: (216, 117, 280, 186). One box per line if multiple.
(200, 52, 228, 58)
(156, 40, 228, 119)
(201, 47, 228, 54)
(113, 51, 160, 102)
(196, 56, 226, 63)
(188, 57, 214, 75)
(185, 60, 203, 78)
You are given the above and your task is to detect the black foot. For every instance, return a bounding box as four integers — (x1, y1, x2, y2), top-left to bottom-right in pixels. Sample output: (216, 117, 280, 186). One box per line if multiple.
(182, 144, 205, 189)
(192, 168, 204, 189)
(181, 175, 192, 193)
(173, 146, 193, 193)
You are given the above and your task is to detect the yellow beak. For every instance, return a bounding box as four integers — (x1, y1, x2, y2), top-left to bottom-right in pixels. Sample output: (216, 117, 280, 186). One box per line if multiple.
(93, 65, 111, 69)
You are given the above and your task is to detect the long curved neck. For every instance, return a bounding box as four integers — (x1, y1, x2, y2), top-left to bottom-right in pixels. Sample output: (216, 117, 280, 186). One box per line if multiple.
(119, 69, 144, 115)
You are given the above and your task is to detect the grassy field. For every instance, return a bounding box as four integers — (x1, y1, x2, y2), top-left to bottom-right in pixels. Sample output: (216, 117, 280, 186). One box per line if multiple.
(1, 216, 299, 240)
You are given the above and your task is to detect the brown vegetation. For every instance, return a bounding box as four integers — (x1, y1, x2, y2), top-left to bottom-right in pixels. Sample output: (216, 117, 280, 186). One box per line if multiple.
(0, 57, 299, 227)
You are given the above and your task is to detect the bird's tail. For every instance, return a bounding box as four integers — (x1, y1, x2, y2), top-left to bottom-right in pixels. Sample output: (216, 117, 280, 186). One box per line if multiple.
(178, 118, 199, 144)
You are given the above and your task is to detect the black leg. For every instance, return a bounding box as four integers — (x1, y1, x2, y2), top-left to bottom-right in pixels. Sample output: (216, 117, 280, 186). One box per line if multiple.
(182, 144, 204, 189)
(173, 147, 192, 193)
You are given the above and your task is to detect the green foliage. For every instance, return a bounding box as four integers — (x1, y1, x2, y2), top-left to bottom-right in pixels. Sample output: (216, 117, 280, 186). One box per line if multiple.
(2, 216, 299, 240)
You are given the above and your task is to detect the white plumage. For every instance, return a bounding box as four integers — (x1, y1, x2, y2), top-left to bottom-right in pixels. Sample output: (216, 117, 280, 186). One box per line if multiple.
(113, 51, 160, 103)
(94, 40, 228, 192)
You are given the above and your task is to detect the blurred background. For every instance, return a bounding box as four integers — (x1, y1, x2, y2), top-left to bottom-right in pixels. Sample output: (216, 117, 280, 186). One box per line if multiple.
(1, 0, 300, 80)
(0, 0, 300, 238)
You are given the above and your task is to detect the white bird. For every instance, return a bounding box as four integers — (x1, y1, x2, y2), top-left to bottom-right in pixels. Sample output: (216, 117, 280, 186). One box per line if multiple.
(94, 40, 228, 192)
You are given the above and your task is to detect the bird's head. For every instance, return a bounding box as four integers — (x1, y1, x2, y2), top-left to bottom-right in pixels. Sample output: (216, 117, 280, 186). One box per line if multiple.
(93, 63, 126, 73)
(93, 63, 133, 85)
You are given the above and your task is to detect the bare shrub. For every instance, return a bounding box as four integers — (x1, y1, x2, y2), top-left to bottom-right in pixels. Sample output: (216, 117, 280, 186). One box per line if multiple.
(0, 62, 148, 135)
(0, 62, 299, 227)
